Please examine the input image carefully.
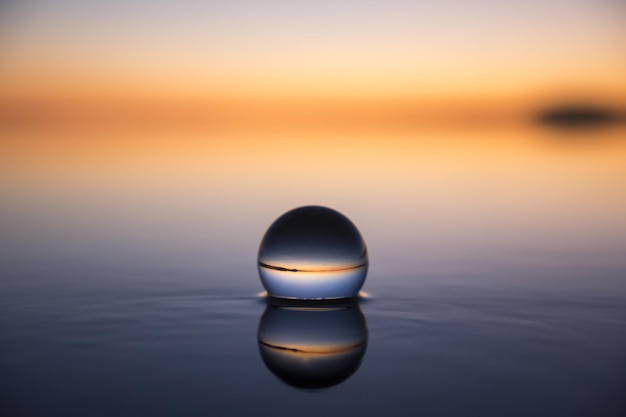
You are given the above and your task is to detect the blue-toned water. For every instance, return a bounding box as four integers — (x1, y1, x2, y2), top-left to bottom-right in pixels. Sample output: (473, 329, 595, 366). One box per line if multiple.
(2, 128, 626, 416)
(2, 247, 625, 416)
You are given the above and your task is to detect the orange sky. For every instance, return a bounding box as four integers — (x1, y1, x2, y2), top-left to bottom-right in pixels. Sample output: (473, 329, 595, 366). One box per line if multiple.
(1, 2, 626, 287)
(1, 1, 624, 100)
(0, 0, 624, 129)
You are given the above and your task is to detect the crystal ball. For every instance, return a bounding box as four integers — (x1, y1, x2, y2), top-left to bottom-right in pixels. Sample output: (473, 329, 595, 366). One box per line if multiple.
(258, 206, 368, 299)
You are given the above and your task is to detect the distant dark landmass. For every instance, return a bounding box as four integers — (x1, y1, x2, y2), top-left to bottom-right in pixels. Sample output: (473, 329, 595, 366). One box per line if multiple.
(535, 105, 625, 128)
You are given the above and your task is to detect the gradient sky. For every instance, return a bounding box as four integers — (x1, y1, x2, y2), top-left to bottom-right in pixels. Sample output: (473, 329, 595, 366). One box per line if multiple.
(1, 1, 626, 279)
(1, 0, 624, 102)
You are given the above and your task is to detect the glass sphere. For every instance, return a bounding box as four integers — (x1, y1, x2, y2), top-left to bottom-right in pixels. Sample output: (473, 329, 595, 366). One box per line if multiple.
(258, 206, 368, 299)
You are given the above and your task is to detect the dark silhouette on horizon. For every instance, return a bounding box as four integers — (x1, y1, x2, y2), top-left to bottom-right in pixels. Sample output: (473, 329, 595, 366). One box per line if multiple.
(535, 104, 625, 129)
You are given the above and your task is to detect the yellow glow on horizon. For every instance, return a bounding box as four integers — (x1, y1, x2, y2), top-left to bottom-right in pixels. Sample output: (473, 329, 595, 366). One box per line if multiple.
(259, 340, 365, 355)
(2, 55, 625, 102)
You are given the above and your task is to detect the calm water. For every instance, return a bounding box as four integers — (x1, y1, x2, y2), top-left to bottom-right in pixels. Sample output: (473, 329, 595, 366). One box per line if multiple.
(1, 127, 626, 416)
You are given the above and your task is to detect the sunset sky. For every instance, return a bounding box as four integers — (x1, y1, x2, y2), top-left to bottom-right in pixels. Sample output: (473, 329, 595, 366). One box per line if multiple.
(1, 0, 624, 109)
(1, 1, 626, 302)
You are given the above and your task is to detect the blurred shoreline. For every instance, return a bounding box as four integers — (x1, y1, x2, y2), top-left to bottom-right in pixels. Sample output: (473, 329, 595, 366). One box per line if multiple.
(2, 96, 624, 135)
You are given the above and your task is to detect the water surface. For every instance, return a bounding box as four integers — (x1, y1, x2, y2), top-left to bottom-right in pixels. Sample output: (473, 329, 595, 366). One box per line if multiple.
(1, 126, 625, 416)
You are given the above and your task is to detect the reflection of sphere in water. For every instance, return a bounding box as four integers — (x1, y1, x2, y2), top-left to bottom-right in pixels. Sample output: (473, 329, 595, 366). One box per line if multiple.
(258, 206, 368, 300)
(258, 300, 367, 390)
